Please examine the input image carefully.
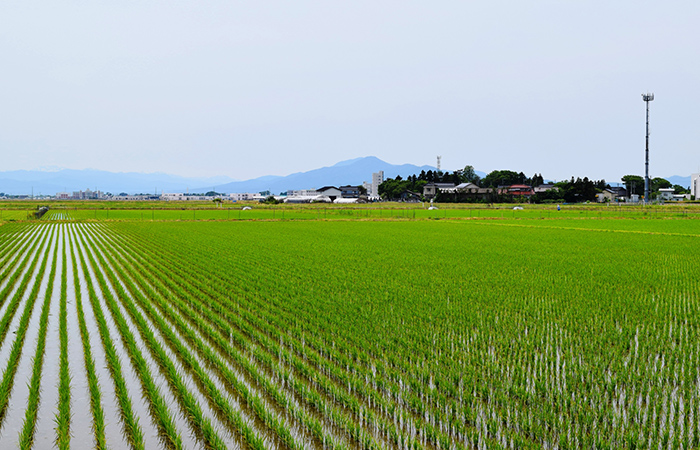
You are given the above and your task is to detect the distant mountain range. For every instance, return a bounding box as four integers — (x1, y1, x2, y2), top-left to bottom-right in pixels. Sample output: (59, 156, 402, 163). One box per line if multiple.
(211, 157, 439, 194)
(665, 175, 691, 188)
(0, 169, 236, 196)
(0, 158, 691, 195)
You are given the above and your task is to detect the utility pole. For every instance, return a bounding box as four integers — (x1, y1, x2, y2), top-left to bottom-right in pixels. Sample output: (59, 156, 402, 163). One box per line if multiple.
(642, 92, 654, 204)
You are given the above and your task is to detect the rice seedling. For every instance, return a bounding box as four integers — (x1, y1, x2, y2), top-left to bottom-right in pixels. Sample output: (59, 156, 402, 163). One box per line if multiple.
(55, 226, 71, 449)
(0, 226, 53, 425)
(18, 228, 59, 448)
(67, 226, 107, 449)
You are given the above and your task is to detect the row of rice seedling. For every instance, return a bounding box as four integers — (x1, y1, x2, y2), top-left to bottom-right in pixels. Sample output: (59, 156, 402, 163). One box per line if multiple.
(86, 223, 333, 448)
(81, 224, 271, 449)
(39, 202, 693, 224)
(101, 218, 700, 448)
(2, 209, 699, 448)
(105, 222, 430, 449)
(74, 225, 231, 450)
(0, 225, 54, 437)
(18, 227, 59, 448)
(66, 225, 108, 449)
(55, 227, 71, 449)
(91, 225, 366, 442)
(69, 226, 149, 449)
(109, 221, 536, 446)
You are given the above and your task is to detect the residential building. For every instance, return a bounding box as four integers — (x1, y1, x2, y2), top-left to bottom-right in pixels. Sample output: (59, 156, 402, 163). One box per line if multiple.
(423, 182, 455, 199)
(692, 173, 700, 199)
(229, 193, 264, 201)
(534, 184, 556, 194)
(340, 185, 362, 198)
(507, 185, 535, 197)
(596, 187, 628, 203)
(371, 171, 384, 198)
(287, 189, 319, 197)
(658, 188, 675, 201)
(362, 181, 372, 197)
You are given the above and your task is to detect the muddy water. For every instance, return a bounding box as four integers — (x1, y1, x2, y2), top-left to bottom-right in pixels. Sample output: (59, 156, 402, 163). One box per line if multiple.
(67, 224, 140, 450)
(0, 224, 56, 446)
(62, 226, 95, 448)
(78, 224, 206, 450)
(71, 226, 164, 449)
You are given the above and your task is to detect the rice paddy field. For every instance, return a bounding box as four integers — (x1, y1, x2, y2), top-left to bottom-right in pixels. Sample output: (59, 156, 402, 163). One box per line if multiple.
(0, 202, 699, 448)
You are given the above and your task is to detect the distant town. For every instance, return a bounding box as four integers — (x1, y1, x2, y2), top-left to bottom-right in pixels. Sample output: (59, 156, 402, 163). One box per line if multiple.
(2, 168, 699, 204)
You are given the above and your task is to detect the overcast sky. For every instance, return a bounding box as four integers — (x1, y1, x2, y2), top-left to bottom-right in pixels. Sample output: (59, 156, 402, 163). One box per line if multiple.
(1, 1, 698, 182)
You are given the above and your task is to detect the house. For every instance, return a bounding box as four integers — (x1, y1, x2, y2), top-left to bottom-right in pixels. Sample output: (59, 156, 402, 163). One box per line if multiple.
(423, 182, 456, 199)
(439, 183, 493, 201)
(658, 188, 675, 201)
(534, 184, 556, 194)
(596, 187, 628, 203)
(507, 185, 535, 197)
(287, 189, 319, 197)
(339, 185, 362, 198)
(229, 193, 265, 201)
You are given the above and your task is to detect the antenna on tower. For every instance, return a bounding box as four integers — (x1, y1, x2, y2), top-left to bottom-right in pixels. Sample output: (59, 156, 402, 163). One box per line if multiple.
(437, 156, 442, 174)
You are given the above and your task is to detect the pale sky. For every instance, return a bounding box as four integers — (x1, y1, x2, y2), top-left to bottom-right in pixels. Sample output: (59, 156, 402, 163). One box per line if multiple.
(1, 1, 698, 182)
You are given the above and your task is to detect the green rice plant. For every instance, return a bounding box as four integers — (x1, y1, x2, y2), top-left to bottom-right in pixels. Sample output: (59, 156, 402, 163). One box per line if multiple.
(69, 226, 146, 450)
(0, 226, 44, 306)
(91, 224, 366, 449)
(29, 209, 699, 449)
(78, 225, 227, 450)
(0, 226, 53, 425)
(106, 218, 700, 447)
(86, 230, 286, 450)
(55, 226, 71, 449)
(19, 228, 60, 448)
(101, 224, 411, 448)
(67, 226, 107, 449)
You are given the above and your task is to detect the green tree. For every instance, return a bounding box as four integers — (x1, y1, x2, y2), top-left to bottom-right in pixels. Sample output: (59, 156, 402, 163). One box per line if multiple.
(673, 184, 689, 194)
(459, 165, 481, 184)
(651, 177, 672, 192)
(621, 175, 644, 196)
(481, 170, 522, 188)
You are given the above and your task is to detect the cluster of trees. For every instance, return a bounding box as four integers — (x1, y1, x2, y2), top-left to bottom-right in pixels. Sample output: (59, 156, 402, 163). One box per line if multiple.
(479, 170, 544, 188)
(378, 166, 480, 200)
(379, 164, 690, 203)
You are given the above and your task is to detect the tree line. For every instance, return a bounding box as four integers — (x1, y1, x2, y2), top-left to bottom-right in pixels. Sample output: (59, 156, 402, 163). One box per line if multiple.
(379, 165, 689, 203)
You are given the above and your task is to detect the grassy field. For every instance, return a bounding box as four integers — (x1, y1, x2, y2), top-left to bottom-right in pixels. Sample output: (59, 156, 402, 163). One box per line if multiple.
(0, 203, 698, 448)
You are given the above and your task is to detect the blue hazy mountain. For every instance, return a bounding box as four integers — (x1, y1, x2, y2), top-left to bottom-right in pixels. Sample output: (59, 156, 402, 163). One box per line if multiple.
(209, 156, 441, 194)
(0, 169, 236, 196)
